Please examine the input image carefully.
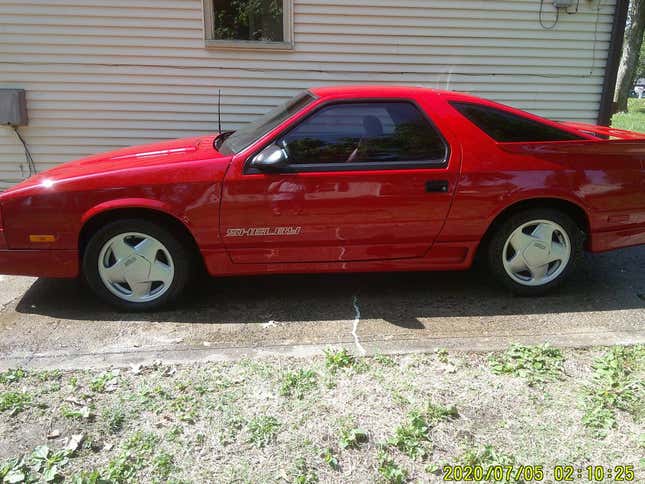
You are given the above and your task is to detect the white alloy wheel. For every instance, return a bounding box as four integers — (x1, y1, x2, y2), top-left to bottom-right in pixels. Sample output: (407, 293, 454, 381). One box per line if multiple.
(501, 219, 571, 287)
(97, 232, 175, 303)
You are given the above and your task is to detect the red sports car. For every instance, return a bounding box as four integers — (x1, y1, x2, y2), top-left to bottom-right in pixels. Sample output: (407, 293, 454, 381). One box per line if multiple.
(0, 86, 643, 310)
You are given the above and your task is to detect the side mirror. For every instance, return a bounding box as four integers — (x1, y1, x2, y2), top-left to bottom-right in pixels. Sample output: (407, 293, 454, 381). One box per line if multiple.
(250, 144, 288, 172)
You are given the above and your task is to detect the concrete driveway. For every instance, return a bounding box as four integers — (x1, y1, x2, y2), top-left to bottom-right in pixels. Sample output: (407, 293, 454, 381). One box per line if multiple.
(0, 247, 643, 370)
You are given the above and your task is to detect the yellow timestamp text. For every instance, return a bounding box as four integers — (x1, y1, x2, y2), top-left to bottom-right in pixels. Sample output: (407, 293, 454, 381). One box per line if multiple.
(442, 464, 635, 482)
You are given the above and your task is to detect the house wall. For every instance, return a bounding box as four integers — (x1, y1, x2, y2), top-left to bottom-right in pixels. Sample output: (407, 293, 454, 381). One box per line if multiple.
(0, 0, 617, 188)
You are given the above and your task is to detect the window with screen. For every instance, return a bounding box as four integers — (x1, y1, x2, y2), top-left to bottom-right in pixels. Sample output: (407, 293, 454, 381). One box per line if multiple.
(450, 102, 582, 142)
(279, 102, 447, 167)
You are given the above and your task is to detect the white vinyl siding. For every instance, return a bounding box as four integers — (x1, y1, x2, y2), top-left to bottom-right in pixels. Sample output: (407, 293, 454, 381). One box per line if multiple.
(0, 0, 616, 188)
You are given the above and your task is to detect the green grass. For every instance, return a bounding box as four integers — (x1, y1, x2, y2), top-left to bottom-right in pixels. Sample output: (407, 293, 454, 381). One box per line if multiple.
(581, 345, 644, 437)
(279, 368, 318, 399)
(611, 98, 645, 133)
(488, 343, 565, 386)
(247, 415, 280, 448)
(0, 346, 642, 481)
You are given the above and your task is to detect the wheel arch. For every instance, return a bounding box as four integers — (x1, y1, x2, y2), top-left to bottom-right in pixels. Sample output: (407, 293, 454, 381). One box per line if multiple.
(78, 204, 203, 267)
(479, 197, 590, 254)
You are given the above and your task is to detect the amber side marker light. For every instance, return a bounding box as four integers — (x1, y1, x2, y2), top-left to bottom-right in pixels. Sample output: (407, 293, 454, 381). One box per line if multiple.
(29, 235, 56, 243)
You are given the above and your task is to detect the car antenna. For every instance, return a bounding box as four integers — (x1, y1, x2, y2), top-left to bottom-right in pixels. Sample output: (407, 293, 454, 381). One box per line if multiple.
(218, 89, 223, 134)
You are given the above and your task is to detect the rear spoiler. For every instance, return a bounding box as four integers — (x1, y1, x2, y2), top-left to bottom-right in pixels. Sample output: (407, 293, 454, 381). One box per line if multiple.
(559, 122, 645, 141)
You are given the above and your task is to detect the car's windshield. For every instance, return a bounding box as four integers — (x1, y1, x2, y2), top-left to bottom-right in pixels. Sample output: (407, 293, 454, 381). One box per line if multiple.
(218, 91, 316, 154)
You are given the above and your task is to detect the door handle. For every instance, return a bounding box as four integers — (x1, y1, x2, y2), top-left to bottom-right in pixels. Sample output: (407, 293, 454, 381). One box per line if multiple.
(425, 180, 449, 193)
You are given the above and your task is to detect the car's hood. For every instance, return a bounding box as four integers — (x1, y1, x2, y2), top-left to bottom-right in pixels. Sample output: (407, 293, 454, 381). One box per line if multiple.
(2, 134, 227, 197)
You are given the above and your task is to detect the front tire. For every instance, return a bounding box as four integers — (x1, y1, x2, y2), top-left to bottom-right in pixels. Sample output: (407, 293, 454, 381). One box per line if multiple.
(82, 219, 192, 311)
(487, 208, 583, 295)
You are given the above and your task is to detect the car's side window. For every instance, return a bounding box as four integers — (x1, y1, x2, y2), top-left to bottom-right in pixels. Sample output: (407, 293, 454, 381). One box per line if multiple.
(450, 102, 583, 142)
(277, 102, 447, 167)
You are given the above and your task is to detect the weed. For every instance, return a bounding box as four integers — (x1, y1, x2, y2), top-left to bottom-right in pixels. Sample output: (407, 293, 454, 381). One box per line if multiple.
(324, 348, 356, 372)
(339, 421, 369, 449)
(436, 348, 449, 364)
(425, 401, 459, 423)
(374, 353, 397, 367)
(489, 343, 565, 385)
(0, 368, 27, 384)
(581, 345, 644, 437)
(61, 405, 91, 420)
(292, 457, 319, 483)
(36, 370, 63, 382)
(171, 394, 199, 423)
(71, 470, 107, 483)
(321, 447, 339, 470)
(166, 424, 184, 442)
(102, 406, 126, 434)
(105, 453, 138, 482)
(90, 372, 117, 393)
(377, 450, 408, 484)
(0, 456, 30, 483)
(219, 410, 245, 446)
(389, 410, 431, 459)
(247, 415, 280, 448)
(459, 444, 516, 474)
(153, 452, 175, 479)
(279, 369, 318, 399)
(0, 391, 32, 415)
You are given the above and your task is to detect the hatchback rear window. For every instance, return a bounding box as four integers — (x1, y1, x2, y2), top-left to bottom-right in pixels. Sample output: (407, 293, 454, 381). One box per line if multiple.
(450, 102, 582, 142)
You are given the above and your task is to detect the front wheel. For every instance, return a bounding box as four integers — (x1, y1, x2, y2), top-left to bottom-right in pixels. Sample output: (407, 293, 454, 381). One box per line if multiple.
(487, 209, 583, 295)
(82, 219, 192, 311)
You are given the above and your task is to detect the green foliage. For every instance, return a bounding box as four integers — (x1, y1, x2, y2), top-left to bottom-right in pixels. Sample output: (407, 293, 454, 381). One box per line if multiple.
(321, 447, 339, 470)
(338, 421, 368, 450)
(89, 372, 117, 393)
(388, 401, 458, 459)
(459, 444, 518, 482)
(389, 410, 430, 459)
(373, 354, 397, 367)
(61, 405, 91, 421)
(425, 401, 459, 423)
(581, 345, 644, 437)
(0, 368, 27, 385)
(102, 406, 126, 434)
(279, 369, 318, 399)
(247, 415, 280, 448)
(612, 99, 645, 133)
(377, 450, 408, 484)
(152, 452, 175, 479)
(0, 391, 32, 416)
(292, 457, 318, 484)
(489, 343, 565, 385)
(324, 348, 356, 373)
(1, 445, 72, 483)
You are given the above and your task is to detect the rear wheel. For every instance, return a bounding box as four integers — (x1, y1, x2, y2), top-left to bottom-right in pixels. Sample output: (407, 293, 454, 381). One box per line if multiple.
(82, 219, 192, 311)
(487, 208, 583, 295)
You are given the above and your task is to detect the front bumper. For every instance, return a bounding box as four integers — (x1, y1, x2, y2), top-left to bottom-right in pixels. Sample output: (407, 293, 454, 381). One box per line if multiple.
(0, 249, 79, 278)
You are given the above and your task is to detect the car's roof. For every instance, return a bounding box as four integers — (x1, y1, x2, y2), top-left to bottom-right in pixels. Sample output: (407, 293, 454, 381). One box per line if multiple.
(308, 85, 479, 102)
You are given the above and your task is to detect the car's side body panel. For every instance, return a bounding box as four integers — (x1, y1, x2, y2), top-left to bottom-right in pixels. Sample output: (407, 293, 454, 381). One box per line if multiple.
(0, 86, 643, 281)
(219, 91, 463, 265)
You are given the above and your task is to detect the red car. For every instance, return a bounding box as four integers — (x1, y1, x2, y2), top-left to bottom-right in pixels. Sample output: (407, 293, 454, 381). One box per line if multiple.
(0, 86, 644, 310)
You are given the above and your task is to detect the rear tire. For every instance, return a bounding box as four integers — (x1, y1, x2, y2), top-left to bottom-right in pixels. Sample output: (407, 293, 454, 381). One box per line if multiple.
(487, 208, 583, 295)
(82, 219, 192, 311)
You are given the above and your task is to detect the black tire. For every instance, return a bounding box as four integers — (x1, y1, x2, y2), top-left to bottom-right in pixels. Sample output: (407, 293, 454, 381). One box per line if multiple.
(82, 218, 192, 311)
(487, 208, 584, 296)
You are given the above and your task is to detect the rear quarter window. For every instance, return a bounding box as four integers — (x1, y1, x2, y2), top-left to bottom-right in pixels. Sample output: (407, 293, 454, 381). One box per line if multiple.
(450, 102, 582, 142)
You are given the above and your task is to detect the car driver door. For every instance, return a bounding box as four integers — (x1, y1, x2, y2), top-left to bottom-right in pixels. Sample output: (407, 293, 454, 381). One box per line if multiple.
(220, 99, 460, 264)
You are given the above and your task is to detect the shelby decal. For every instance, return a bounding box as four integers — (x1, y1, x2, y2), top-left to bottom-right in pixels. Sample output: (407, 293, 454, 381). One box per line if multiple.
(225, 226, 302, 237)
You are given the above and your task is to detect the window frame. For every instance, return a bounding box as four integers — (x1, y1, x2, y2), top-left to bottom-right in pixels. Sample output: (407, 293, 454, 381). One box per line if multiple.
(203, 0, 294, 50)
(244, 98, 451, 174)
